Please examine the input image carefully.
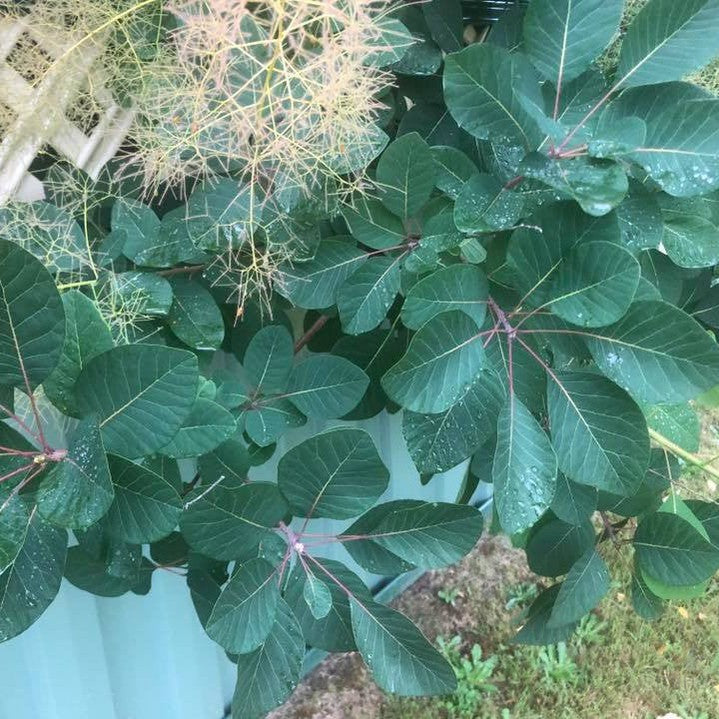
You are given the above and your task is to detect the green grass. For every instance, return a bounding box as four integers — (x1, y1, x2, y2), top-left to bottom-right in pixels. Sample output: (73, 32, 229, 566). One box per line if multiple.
(383, 556, 719, 719)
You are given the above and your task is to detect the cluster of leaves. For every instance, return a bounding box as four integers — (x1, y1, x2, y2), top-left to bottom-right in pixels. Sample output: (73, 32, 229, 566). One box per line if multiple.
(4, 0, 719, 717)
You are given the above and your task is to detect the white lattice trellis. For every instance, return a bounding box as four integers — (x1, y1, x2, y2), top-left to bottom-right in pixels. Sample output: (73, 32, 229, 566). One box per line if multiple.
(0, 12, 134, 204)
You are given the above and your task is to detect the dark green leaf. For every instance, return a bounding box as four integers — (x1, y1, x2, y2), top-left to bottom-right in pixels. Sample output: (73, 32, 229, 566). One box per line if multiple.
(206, 557, 279, 653)
(615, 188, 663, 252)
(341, 198, 405, 250)
(585, 301, 719, 403)
(631, 571, 664, 620)
(358, 500, 484, 569)
(166, 277, 224, 350)
(284, 558, 370, 652)
(403, 369, 504, 474)
(548, 548, 610, 627)
(111, 271, 173, 316)
(75, 344, 198, 457)
(230, 598, 304, 719)
(431, 146, 479, 199)
(549, 241, 640, 327)
(685, 500, 719, 548)
(550, 473, 597, 526)
(332, 328, 406, 420)
(402, 265, 488, 331)
(443, 44, 542, 148)
(43, 291, 114, 416)
(643, 403, 700, 453)
(180, 482, 287, 560)
(342, 501, 418, 575)
(303, 574, 333, 620)
(493, 395, 557, 534)
(243, 326, 293, 395)
(662, 214, 719, 268)
(187, 553, 228, 629)
(286, 355, 369, 419)
(37, 418, 113, 529)
(128, 205, 203, 268)
(114, 199, 161, 264)
(617, 0, 719, 86)
(337, 256, 402, 334)
(601, 83, 719, 197)
(185, 179, 260, 251)
(351, 598, 456, 695)
(547, 371, 650, 495)
(507, 200, 621, 307)
(422, 0, 462, 52)
(278, 239, 365, 309)
(382, 311, 485, 413)
(160, 398, 237, 458)
(526, 517, 595, 577)
(376, 133, 437, 219)
(520, 153, 627, 217)
(278, 428, 388, 519)
(64, 546, 136, 598)
(485, 332, 546, 413)
(243, 399, 305, 447)
(513, 585, 580, 645)
(105, 455, 182, 543)
(454, 173, 524, 233)
(0, 489, 29, 574)
(0, 240, 65, 388)
(523, 0, 623, 83)
(634, 511, 719, 586)
(0, 505, 66, 642)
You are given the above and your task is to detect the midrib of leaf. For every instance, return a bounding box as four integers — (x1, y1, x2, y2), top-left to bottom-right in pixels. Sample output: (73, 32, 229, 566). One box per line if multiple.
(303, 441, 363, 520)
(281, 378, 360, 399)
(423, 387, 471, 459)
(114, 479, 178, 510)
(550, 266, 631, 304)
(452, 63, 530, 145)
(199, 497, 273, 531)
(553, 0, 573, 119)
(210, 569, 277, 623)
(352, 598, 442, 675)
(99, 364, 180, 428)
(521, 326, 698, 363)
(391, 331, 483, 377)
(347, 255, 404, 327)
(632, 147, 717, 157)
(617, 7, 708, 87)
(518, 338, 623, 483)
(369, 515, 468, 541)
(0, 505, 33, 581)
(280, 253, 365, 282)
(254, 336, 281, 392)
(172, 293, 211, 345)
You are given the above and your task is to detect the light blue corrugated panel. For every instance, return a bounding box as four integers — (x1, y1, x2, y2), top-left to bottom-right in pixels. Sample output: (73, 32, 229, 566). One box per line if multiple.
(0, 411, 489, 719)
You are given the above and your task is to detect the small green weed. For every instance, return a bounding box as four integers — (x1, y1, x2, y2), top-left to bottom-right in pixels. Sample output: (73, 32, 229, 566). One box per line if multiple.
(437, 587, 462, 607)
(505, 582, 538, 611)
(436, 635, 499, 718)
(534, 642, 580, 688)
